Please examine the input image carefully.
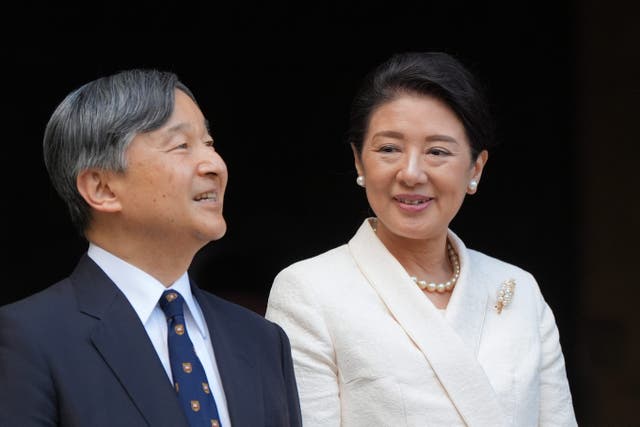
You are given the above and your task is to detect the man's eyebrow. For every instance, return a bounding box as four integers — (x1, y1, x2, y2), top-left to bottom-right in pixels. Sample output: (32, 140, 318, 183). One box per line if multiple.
(165, 122, 193, 134)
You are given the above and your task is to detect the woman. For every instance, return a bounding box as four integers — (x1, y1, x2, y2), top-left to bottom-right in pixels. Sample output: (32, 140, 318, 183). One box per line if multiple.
(265, 52, 577, 426)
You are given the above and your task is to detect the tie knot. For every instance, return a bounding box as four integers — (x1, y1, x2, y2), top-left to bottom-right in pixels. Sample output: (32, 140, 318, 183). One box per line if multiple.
(159, 290, 185, 319)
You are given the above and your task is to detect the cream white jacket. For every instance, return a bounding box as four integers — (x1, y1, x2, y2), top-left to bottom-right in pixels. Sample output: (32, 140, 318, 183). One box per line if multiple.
(266, 219, 577, 427)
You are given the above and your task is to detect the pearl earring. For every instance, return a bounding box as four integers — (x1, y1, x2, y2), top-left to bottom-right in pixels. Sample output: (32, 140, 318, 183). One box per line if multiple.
(468, 179, 478, 192)
(356, 176, 365, 187)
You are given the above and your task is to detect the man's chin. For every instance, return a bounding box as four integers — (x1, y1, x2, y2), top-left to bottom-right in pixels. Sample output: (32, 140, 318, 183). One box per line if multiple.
(206, 221, 227, 242)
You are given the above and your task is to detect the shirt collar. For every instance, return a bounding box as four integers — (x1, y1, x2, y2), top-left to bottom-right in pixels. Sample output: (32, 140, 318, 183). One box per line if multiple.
(87, 243, 208, 339)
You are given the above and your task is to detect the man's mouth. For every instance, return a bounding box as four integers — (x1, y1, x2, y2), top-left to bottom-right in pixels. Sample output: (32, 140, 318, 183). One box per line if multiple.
(194, 191, 217, 202)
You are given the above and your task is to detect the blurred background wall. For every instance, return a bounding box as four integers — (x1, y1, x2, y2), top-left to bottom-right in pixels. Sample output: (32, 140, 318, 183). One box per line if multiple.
(576, 1, 639, 423)
(1, 1, 637, 424)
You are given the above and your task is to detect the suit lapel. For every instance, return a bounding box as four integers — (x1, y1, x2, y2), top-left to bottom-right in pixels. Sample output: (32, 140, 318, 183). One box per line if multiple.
(72, 256, 188, 427)
(348, 220, 506, 426)
(192, 285, 263, 426)
(442, 230, 490, 358)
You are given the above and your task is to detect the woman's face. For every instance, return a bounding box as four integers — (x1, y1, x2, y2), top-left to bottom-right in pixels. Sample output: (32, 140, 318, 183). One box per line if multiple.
(353, 93, 487, 245)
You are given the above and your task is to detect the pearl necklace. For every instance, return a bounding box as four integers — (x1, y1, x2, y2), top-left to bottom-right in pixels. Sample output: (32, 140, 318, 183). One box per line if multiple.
(370, 218, 461, 293)
(410, 242, 460, 293)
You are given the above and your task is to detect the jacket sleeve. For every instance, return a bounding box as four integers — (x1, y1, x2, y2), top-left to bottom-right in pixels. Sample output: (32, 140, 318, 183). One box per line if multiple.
(275, 322, 303, 426)
(265, 268, 341, 427)
(0, 306, 58, 426)
(537, 290, 578, 426)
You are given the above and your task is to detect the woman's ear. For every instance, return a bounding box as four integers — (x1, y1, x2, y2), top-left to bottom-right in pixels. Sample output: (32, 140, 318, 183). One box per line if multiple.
(467, 150, 489, 195)
(351, 143, 364, 177)
(76, 169, 122, 213)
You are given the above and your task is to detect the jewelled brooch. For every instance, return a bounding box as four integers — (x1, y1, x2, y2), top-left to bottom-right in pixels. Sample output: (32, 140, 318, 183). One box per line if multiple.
(494, 279, 516, 314)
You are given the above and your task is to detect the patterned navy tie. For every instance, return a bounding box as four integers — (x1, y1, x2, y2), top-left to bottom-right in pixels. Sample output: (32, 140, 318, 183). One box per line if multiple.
(159, 290, 222, 427)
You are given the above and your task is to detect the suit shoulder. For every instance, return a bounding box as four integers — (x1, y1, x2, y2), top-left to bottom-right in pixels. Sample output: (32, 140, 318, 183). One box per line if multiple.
(0, 279, 77, 349)
(467, 248, 530, 275)
(273, 244, 351, 282)
(466, 248, 542, 293)
(197, 289, 278, 330)
(196, 289, 291, 354)
(0, 278, 75, 321)
(268, 244, 358, 309)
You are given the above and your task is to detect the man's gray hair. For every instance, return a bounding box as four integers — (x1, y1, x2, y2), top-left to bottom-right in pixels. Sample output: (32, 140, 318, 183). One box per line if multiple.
(43, 69, 196, 234)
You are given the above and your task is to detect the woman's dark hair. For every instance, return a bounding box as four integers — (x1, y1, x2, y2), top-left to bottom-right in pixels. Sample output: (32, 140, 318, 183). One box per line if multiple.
(347, 52, 495, 160)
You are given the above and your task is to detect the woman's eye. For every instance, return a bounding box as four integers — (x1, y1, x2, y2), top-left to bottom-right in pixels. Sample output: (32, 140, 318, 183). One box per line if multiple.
(204, 140, 215, 148)
(175, 143, 188, 150)
(428, 148, 449, 156)
(379, 145, 398, 153)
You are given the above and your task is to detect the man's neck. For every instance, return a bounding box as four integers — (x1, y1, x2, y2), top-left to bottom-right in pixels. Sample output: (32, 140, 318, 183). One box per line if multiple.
(86, 232, 197, 287)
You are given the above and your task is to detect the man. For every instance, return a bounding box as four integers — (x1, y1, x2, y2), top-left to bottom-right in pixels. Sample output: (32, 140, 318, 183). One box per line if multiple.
(0, 69, 302, 426)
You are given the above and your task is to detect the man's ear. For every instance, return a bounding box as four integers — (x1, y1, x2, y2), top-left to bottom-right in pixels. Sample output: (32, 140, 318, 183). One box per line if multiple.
(76, 169, 122, 213)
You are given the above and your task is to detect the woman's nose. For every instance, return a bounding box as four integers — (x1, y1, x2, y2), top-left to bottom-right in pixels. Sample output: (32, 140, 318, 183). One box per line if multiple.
(397, 153, 427, 186)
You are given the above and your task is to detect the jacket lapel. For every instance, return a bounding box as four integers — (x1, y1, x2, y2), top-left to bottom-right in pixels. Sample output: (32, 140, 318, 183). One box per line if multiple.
(442, 230, 490, 358)
(348, 220, 506, 426)
(72, 255, 188, 427)
(192, 285, 263, 426)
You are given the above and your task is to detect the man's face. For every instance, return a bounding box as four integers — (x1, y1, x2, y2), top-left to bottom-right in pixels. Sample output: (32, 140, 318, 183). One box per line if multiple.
(108, 89, 228, 251)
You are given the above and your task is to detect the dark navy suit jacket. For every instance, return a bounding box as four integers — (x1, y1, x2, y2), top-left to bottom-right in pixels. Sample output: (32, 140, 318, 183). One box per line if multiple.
(0, 255, 302, 427)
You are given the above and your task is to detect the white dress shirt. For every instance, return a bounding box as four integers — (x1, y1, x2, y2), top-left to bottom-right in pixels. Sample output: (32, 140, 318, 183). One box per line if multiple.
(88, 243, 232, 426)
